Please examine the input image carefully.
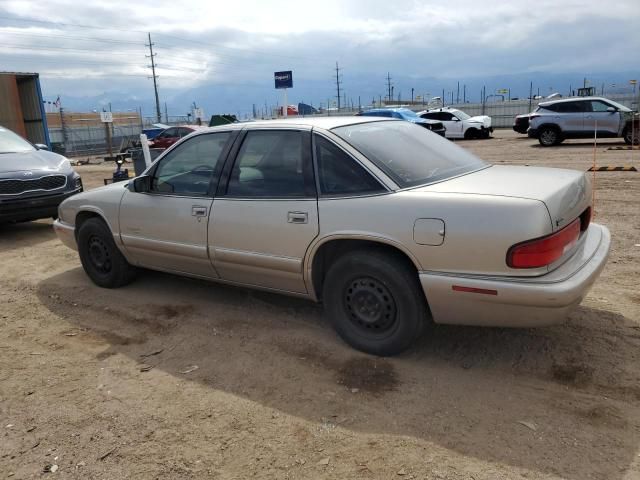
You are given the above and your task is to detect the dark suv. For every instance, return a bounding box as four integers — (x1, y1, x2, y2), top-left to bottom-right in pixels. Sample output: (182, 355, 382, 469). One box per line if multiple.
(0, 126, 82, 223)
(528, 97, 637, 146)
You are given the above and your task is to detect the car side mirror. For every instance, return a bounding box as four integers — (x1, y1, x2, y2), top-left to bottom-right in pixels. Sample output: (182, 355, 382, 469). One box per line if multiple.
(128, 175, 151, 193)
(606, 106, 617, 113)
(34, 143, 49, 150)
(452, 118, 460, 122)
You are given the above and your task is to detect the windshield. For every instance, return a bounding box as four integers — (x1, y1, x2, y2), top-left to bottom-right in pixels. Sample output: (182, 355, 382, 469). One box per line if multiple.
(0, 126, 35, 154)
(606, 99, 632, 112)
(453, 110, 471, 120)
(333, 120, 488, 188)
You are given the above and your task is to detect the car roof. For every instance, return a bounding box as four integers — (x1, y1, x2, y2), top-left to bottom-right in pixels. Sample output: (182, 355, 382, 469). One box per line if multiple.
(539, 96, 610, 106)
(197, 116, 390, 132)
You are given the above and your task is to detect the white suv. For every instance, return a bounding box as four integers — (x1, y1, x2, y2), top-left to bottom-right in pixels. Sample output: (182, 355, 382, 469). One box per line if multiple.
(528, 97, 637, 146)
(418, 107, 493, 139)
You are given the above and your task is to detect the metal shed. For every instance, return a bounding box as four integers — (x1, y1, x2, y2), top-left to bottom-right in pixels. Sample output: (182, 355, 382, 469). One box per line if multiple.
(0, 72, 50, 147)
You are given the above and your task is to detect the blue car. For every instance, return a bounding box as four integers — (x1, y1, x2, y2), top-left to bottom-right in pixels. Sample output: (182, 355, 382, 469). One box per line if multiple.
(357, 108, 446, 137)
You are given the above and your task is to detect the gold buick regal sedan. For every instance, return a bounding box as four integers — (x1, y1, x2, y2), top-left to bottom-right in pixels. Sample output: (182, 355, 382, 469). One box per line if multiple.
(54, 117, 610, 356)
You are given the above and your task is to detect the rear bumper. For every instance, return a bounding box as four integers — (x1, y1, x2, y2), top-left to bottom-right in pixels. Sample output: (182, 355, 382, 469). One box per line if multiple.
(419, 223, 610, 327)
(0, 188, 82, 223)
(53, 219, 77, 251)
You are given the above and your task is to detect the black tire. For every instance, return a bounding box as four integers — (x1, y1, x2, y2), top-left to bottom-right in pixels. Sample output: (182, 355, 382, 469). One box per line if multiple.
(623, 126, 638, 145)
(464, 128, 478, 140)
(77, 217, 137, 288)
(538, 126, 561, 146)
(322, 250, 428, 356)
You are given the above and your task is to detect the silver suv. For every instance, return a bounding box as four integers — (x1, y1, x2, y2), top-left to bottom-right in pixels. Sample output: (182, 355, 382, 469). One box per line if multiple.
(528, 97, 637, 146)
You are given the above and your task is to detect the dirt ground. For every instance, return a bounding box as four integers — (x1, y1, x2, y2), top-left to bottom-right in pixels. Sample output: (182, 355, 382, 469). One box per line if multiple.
(1, 129, 639, 479)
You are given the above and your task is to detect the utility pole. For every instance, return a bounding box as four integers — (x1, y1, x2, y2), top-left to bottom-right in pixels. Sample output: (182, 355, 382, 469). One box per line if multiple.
(146, 32, 161, 123)
(164, 102, 168, 123)
(456, 81, 460, 104)
(463, 84, 466, 103)
(411, 87, 414, 104)
(335, 62, 342, 111)
(386, 72, 392, 105)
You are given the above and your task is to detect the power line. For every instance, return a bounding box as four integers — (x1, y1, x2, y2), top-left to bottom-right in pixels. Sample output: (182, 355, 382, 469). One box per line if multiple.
(335, 62, 342, 111)
(146, 32, 161, 123)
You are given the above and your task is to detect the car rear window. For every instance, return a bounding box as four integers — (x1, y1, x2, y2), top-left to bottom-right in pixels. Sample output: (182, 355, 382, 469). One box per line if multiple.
(332, 120, 488, 188)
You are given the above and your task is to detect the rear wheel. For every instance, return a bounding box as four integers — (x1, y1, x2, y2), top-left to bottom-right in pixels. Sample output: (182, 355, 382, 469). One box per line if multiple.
(322, 250, 427, 356)
(538, 126, 561, 146)
(77, 217, 137, 288)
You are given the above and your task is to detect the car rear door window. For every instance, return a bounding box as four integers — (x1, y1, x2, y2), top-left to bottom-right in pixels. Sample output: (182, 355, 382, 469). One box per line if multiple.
(150, 132, 232, 196)
(557, 101, 588, 113)
(226, 130, 314, 198)
(314, 135, 385, 196)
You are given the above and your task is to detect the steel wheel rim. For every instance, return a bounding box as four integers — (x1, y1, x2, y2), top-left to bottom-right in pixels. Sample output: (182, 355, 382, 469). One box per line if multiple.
(344, 277, 397, 334)
(541, 130, 556, 144)
(88, 235, 112, 274)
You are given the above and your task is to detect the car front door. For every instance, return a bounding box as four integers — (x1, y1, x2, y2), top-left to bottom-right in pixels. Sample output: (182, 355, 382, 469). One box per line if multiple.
(209, 128, 319, 294)
(119, 131, 236, 277)
(585, 100, 620, 136)
(433, 112, 462, 138)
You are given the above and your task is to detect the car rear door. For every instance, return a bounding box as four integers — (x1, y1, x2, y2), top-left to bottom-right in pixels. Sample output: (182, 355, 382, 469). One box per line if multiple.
(119, 131, 236, 277)
(557, 101, 587, 133)
(208, 127, 319, 294)
(585, 100, 620, 136)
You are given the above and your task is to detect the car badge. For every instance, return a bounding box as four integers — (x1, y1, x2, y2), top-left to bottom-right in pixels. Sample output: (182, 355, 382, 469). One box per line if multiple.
(23, 171, 33, 176)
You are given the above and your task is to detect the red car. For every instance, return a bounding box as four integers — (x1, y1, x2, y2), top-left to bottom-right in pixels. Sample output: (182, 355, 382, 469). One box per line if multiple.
(148, 126, 199, 149)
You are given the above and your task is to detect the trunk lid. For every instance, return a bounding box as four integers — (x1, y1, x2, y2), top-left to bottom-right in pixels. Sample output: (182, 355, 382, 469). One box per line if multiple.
(415, 165, 591, 232)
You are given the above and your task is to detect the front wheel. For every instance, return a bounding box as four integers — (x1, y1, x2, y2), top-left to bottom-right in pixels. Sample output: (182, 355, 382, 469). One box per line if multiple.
(77, 217, 137, 288)
(538, 126, 561, 146)
(322, 250, 428, 356)
(623, 127, 638, 145)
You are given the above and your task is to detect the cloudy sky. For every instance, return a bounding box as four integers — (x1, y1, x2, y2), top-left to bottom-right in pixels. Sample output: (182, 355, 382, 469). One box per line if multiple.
(1, 0, 638, 115)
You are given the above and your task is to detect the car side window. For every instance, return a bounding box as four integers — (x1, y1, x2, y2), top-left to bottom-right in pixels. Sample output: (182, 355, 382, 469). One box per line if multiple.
(163, 128, 178, 138)
(314, 135, 385, 196)
(558, 101, 587, 113)
(226, 130, 313, 198)
(421, 113, 436, 120)
(440, 112, 454, 121)
(150, 132, 231, 196)
(590, 101, 611, 112)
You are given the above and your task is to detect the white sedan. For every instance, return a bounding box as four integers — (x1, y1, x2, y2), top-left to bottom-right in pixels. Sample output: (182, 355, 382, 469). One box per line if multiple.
(418, 107, 493, 139)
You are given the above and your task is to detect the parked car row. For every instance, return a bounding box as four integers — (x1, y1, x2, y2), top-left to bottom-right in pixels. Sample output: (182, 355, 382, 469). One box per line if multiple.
(513, 96, 639, 146)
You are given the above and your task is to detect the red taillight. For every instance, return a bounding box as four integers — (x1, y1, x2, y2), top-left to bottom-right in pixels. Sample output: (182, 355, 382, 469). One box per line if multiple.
(507, 218, 581, 269)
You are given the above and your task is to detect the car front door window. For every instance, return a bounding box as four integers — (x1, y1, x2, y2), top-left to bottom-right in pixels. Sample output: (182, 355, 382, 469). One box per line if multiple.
(151, 132, 232, 196)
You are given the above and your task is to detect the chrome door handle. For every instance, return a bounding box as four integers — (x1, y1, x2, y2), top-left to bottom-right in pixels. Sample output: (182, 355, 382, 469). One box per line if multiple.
(192, 205, 208, 217)
(287, 211, 308, 224)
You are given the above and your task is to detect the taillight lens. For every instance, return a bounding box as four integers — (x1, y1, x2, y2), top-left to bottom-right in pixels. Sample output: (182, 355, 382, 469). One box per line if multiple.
(507, 218, 581, 269)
